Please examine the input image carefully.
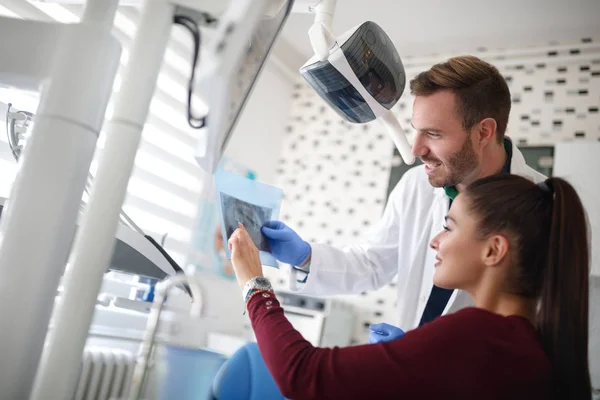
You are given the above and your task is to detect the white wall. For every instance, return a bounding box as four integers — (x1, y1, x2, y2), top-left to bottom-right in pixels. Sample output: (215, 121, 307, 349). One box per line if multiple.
(224, 63, 295, 185)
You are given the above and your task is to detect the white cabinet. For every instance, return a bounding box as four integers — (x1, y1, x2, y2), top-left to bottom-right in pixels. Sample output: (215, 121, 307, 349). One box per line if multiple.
(553, 140, 600, 277)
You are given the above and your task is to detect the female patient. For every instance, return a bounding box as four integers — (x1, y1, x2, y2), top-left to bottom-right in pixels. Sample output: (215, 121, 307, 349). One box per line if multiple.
(228, 174, 592, 399)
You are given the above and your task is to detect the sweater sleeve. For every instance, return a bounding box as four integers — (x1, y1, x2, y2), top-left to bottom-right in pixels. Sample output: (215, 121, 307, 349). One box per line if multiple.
(247, 291, 477, 400)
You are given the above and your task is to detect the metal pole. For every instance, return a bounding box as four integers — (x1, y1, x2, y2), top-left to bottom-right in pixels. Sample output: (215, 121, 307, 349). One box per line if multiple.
(30, 1, 175, 399)
(0, 1, 120, 398)
(128, 274, 204, 400)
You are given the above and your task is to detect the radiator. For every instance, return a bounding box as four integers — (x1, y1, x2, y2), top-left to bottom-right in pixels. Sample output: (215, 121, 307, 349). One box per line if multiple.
(73, 347, 135, 400)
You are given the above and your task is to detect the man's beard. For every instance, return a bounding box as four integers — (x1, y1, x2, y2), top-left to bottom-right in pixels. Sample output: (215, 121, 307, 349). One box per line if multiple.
(424, 136, 478, 188)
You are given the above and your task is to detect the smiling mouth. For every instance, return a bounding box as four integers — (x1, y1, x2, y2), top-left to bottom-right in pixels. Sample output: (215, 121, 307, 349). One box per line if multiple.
(422, 160, 442, 172)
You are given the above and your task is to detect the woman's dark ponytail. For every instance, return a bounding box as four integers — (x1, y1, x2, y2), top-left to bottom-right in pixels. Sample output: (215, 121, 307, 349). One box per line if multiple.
(536, 177, 591, 399)
(465, 175, 591, 398)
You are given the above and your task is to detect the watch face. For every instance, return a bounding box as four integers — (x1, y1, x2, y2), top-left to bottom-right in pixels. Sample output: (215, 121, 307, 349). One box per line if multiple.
(255, 277, 270, 287)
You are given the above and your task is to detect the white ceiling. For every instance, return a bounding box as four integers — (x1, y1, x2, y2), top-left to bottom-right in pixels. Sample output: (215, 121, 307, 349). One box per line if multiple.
(277, 0, 600, 68)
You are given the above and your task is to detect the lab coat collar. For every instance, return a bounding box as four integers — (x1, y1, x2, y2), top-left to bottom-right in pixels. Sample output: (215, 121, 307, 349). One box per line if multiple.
(506, 136, 529, 176)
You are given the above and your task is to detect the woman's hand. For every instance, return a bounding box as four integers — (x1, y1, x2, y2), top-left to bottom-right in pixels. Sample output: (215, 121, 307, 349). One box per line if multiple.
(229, 223, 264, 289)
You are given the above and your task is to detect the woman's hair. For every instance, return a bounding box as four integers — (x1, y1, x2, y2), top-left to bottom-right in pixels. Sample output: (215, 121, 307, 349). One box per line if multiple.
(464, 174, 591, 399)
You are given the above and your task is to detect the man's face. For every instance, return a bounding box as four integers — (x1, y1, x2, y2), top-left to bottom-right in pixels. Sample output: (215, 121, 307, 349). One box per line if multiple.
(411, 90, 480, 188)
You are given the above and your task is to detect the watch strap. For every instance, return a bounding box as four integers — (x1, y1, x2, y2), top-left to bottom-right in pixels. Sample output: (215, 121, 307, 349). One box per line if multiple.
(242, 277, 273, 300)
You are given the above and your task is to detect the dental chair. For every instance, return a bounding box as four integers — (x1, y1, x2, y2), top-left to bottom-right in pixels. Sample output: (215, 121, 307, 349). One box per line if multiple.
(212, 342, 286, 400)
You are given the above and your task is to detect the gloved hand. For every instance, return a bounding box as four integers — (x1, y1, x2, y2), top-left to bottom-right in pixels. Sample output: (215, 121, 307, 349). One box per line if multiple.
(261, 221, 311, 266)
(369, 323, 405, 344)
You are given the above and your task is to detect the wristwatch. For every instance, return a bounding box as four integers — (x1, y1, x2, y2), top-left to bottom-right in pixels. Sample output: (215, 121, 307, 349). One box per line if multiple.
(242, 276, 273, 301)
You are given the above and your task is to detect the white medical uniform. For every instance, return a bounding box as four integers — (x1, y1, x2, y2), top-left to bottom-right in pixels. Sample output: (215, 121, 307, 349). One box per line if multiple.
(290, 140, 546, 331)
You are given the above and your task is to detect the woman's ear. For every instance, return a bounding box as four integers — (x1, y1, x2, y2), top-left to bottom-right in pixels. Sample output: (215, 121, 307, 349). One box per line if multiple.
(481, 234, 509, 267)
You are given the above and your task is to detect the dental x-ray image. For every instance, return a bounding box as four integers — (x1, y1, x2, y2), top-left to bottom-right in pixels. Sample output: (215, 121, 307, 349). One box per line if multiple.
(214, 167, 283, 268)
(220, 192, 272, 251)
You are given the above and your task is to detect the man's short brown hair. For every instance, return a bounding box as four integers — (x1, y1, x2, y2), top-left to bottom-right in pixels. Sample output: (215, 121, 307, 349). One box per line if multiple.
(409, 56, 511, 143)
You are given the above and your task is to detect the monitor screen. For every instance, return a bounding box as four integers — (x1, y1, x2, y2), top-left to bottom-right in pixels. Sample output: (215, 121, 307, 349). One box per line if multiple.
(195, 0, 294, 173)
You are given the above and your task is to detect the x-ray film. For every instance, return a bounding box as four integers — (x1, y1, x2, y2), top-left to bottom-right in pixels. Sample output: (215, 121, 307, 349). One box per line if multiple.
(214, 168, 283, 268)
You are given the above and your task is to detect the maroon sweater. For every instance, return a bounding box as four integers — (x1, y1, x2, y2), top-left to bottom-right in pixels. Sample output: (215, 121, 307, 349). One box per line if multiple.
(248, 292, 552, 400)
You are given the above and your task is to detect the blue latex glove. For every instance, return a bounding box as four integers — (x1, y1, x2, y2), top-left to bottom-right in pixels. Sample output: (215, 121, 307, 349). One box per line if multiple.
(369, 323, 405, 344)
(261, 221, 311, 266)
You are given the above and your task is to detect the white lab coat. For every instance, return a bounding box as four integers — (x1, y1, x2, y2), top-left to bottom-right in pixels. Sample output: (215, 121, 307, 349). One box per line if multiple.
(291, 141, 546, 331)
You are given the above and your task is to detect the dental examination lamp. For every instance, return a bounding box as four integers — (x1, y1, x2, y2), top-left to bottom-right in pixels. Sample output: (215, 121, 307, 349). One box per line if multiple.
(299, 0, 415, 165)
